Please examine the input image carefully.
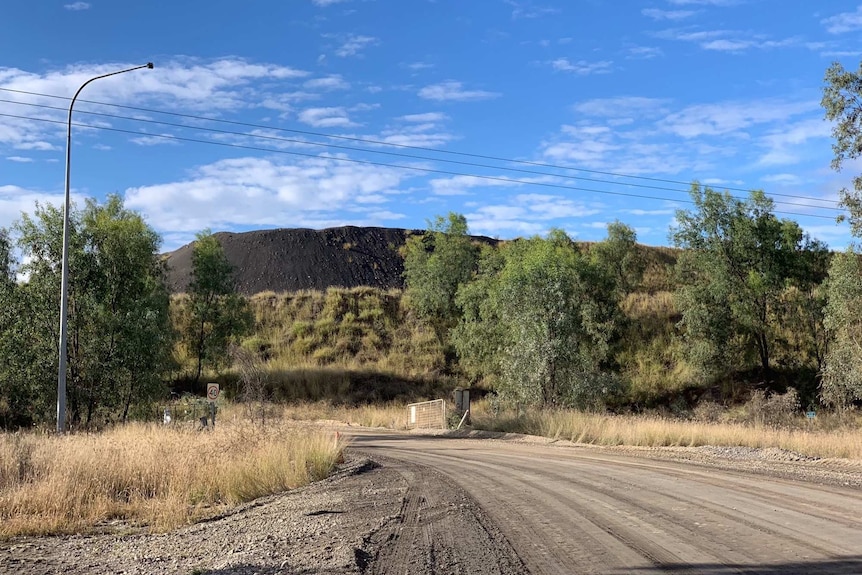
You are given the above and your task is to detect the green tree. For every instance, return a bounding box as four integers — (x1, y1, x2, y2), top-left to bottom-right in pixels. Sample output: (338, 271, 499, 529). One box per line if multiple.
(184, 230, 253, 386)
(453, 230, 620, 408)
(672, 184, 824, 379)
(822, 61, 862, 236)
(78, 197, 174, 421)
(590, 220, 644, 297)
(820, 249, 862, 408)
(6, 196, 173, 427)
(402, 212, 479, 345)
(820, 60, 862, 408)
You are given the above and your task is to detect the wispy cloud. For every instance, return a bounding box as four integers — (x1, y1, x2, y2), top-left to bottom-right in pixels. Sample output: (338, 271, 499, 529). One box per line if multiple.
(303, 74, 350, 90)
(701, 37, 797, 52)
(656, 27, 797, 52)
(575, 96, 669, 118)
(666, 0, 739, 5)
(0, 58, 309, 150)
(130, 134, 179, 146)
(466, 193, 601, 237)
(418, 80, 500, 102)
(661, 99, 814, 138)
(641, 8, 696, 20)
(5, 156, 33, 163)
(549, 58, 613, 74)
(505, 0, 561, 19)
(298, 106, 358, 128)
(627, 46, 663, 59)
(822, 5, 862, 34)
(399, 112, 448, 123)
(332, 34, 378, 57)
(311, 0, 350, 6)
(63, 2, 90, 10)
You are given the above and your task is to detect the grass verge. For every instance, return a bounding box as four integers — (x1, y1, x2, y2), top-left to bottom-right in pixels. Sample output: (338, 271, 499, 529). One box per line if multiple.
(470, 401, 862, 460)
(0, 421, 345, 538)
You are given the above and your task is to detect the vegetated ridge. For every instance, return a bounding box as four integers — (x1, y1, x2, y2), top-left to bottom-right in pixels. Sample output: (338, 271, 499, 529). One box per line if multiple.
(163, 226, 499, 295)
(163, 226, 674, 295)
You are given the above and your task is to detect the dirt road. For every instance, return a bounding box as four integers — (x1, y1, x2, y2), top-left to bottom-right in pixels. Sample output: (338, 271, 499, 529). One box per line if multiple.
(351, 431, 862, 575)
(3, 429, 862, 574)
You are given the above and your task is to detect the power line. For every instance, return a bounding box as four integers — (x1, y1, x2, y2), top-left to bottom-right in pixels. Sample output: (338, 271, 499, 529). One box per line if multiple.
(0, 110, 841, 222)
(0, 85, 842, 207)
(0, 97, 844, 213)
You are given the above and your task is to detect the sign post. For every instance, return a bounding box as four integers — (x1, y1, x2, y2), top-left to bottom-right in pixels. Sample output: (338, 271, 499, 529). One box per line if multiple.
(206, 383, 219, 429)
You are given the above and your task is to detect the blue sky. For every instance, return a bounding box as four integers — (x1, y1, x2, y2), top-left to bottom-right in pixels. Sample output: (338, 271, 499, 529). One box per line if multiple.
(1, 0, 860, 250)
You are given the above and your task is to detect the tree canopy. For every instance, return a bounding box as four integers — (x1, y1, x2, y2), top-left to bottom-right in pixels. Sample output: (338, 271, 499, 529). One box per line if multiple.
(182, 230, 253, 387)
(672, 185, 828, 379)
(0, 195, 173, 428)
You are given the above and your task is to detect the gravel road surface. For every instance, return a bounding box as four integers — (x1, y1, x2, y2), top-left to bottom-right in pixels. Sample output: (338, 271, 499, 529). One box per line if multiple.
(2, 429, 861, 574)
(351, 430, 862, 575)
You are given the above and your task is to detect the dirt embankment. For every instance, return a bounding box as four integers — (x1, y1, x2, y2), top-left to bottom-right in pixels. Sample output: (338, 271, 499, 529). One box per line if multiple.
(0, 453, 524, 575)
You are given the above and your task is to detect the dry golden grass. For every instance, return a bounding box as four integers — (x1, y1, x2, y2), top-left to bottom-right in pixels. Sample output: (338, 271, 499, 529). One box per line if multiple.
(471, 401, 862, 460)
(0, 420, 345, 538)
(278, 401, 409, 429)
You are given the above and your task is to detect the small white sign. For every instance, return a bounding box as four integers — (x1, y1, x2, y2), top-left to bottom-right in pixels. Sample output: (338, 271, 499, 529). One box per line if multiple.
(206, 383, 220, 403)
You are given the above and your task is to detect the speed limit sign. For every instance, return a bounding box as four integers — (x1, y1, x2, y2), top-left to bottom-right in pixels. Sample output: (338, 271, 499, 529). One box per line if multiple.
(206, 383, 220, 403)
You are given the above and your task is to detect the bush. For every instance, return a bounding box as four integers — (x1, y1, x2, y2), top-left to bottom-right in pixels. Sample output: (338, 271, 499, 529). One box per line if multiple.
(739, 388, 800, 427)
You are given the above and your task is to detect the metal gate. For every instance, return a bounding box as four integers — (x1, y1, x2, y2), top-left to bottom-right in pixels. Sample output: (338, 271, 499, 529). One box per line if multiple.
(406, 399, 446, 430)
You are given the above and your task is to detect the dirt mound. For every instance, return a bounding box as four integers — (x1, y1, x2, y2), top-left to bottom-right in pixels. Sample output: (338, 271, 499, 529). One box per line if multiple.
(163, 226, 421, 295)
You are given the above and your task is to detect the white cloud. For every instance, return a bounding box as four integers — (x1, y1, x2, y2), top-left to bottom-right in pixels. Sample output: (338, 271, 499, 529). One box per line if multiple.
(642, 8, 696, 20)
(312, 0, 350, 5)
(822, 6, 862, 34)
(465, 193, 601, 237)
(701, 37, 797, 52)
(418, 81, 500, 102)
(0, 185, 85, 230)
(64, 2, 90, 10)
(756, 118, 831, 166)
(298, 107, 358, 128)
(5, 156, 33, 162)
(399, 112, 448, 123)
(655, 27, 797, 52)
(130, 134, 179, 146)
(405, 62, 435, 71)
(622, 208, 676, 216)
(574, 96, 668, 118)
(430, 175, 522, 196)
(549, 58, 613, 74)
(124, 156, 413, 234)
(0, 58, 309, 150)
(627, 46, 663, 59)
(666, 0, 739, 5)
(506, 0, 561, 19)
(660, 100, 814, 138)
(333, 34, 378, 58)
(761, 173, 803, 185)
(303, 75, 350, 91)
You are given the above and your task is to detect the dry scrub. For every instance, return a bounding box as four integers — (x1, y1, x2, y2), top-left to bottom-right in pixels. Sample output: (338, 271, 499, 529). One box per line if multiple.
(471, 401, 862, 460)
(0, 421, 345, 538)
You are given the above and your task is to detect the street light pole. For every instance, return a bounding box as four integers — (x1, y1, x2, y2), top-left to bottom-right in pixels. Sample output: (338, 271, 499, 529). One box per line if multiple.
(57, 62, 153, 433)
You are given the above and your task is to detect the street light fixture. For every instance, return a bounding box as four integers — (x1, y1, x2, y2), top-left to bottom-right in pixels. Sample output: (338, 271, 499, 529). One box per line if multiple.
(57, 62, 153, 433)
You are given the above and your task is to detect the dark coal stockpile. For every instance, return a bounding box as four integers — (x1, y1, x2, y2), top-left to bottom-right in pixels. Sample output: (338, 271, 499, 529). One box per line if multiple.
(163, 226, 420, 295)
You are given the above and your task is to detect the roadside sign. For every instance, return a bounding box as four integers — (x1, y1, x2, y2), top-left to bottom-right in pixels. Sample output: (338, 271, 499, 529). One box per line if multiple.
(206, 383, 220, 403)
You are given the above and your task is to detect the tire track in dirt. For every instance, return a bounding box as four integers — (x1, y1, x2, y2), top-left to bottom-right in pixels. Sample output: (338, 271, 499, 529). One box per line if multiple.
(360, 456, 527, 575)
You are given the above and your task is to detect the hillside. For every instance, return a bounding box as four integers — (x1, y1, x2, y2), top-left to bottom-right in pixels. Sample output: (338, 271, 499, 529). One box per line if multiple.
(163, 226, 678, 295)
